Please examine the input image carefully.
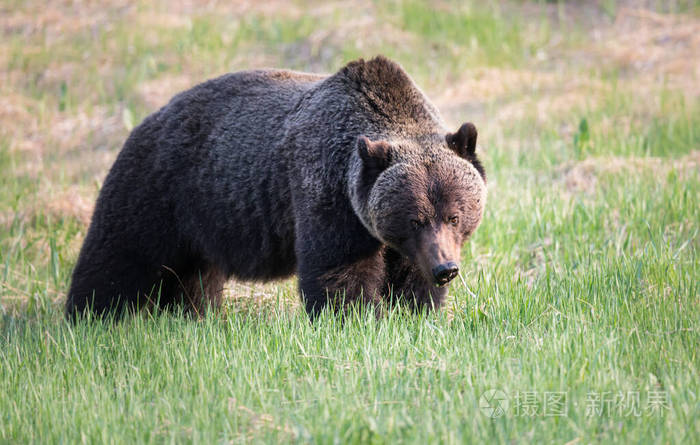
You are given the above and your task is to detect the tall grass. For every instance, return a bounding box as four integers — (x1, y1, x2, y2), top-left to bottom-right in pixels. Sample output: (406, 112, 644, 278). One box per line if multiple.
(0, 0, 698, 442)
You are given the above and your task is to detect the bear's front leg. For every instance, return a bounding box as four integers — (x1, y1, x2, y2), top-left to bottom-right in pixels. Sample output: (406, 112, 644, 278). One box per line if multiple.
(292, 188, 389, 319)
(384, 248, 448, 312)
(298, 252, 386, 319)
(295, 216, 387, 319)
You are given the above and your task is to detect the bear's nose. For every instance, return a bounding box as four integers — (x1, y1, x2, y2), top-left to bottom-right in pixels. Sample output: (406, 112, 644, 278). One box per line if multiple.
(432, 262, 459, 286)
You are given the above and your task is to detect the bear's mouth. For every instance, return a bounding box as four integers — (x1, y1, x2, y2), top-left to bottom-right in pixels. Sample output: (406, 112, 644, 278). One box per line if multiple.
(434, 276, 455, 288)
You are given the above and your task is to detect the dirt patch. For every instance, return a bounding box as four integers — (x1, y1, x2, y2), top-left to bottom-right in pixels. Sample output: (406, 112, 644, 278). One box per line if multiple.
(1, 2, 127, 42)
(437, 6, 699, 130)
(0, 183, 96, 232)
(436, 68, 562, 105)
(581, 7, 700, 96)
(0, 93, 41, 154)
(43, 186, 95, 227)
(224, 279, 300, 314)
(137, 75, 195, 109)
(556, 150, 700, 195)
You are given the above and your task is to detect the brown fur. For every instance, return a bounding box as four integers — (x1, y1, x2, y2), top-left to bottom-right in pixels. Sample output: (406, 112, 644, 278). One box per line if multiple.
(65, 56, 486, 321)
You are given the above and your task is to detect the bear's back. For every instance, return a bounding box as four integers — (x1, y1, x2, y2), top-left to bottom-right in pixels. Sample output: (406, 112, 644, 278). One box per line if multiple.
(166, 69, 326, 112)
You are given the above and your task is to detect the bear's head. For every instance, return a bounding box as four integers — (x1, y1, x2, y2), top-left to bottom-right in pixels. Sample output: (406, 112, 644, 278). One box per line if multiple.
(349, 122, 486, 287)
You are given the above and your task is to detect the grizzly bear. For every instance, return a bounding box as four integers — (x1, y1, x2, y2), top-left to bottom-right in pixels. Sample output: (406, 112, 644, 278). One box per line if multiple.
(65, 56, 486, 320)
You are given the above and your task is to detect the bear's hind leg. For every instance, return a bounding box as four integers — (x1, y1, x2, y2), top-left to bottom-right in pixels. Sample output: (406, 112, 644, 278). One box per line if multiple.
(66, 258, 164, 321)
(161, 261, 227, 316)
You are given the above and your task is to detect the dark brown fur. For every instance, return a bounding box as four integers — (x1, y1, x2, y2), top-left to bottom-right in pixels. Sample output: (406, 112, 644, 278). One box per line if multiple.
(65, 56, 486, 320)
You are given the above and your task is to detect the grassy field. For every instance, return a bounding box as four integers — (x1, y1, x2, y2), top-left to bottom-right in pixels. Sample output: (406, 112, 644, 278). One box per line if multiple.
(1, 0, 699, 443)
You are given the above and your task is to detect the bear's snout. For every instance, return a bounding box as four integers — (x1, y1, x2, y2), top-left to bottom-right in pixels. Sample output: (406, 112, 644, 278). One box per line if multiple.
(432, 262, 459, 286)
(409, 224, 462, 287)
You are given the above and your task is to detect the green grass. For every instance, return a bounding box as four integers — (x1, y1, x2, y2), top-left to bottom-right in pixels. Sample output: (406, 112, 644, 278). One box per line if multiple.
(384, 0, 538, 65)
(1, 0, 698, 443)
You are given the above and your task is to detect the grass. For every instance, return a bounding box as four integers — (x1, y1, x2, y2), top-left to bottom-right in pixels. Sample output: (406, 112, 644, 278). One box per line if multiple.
(1, 0, 699, 443)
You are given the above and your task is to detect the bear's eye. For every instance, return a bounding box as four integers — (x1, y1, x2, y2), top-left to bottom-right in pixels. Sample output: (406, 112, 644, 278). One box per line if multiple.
(448, 216, 459, 227)
(411, 219, 422, 230)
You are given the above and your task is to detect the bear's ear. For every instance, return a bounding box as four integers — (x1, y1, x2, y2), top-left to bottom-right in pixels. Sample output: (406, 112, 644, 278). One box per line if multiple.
(446, 122, 486, 181)
(357, 136, 392, 173)
(445, 122, 477, 159)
